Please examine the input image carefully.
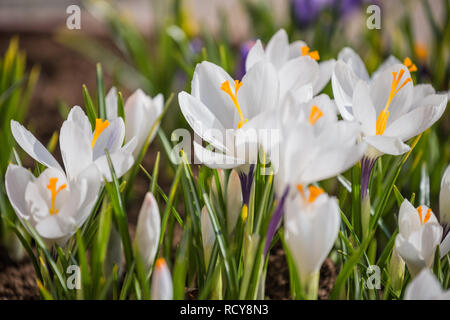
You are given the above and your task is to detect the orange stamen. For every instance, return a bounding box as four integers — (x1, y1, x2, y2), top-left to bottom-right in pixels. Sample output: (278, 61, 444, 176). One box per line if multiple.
(424, 208, 432, 224)
(47, 177, 67, 215)
(308, 105, 324, 125)
(221, 80, 247, 129)
(375, 69, 412, 135)
(403, 57, 417, 73)
(418, 205, 423, 224)
(301, 45, 320, 61)
(91, 118, 110, 148)
(297, 184, 324, 203)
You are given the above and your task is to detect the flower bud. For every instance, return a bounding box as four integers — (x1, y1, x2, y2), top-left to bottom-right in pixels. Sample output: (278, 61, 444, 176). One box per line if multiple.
(134, 192, 161, 270)
(151, 258, 173, 300)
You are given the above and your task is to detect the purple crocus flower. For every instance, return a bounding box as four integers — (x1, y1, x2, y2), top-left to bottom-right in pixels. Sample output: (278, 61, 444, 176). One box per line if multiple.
(292, 0, 332, 26)
(292, 0, 375, 27)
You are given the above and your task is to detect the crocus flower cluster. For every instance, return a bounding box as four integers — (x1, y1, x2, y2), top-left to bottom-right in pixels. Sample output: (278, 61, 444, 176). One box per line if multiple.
(178, 28, 448, 299)
(5, 88, 162, 246)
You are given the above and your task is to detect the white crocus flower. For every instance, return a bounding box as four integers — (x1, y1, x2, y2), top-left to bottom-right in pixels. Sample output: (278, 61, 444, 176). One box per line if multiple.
(151, 258, 173, 300)
(178, 60, 279, 170)
(395, 200, 442, 277)
(246, 29, 335, 97)
(284, 187, 340, 299)
(332, 47, 416, 120)
(105, 87, 163, 158)
(264, 118, 365, 256)
(332, 48, 447, 159)
(134, 192, 161, 271)
(404, 269, 450, 300)
(11, 105, 137, 182)
(272, 119, 365, 197)
(339, 64, 447, 159)
(5, 164, 101, 246)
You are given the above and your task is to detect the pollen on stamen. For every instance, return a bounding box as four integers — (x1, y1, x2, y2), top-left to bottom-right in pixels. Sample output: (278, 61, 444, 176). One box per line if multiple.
(301, 45, 320, 61)
(417, 205, 423, 224)
(308, 105, 324, 125)
(403, 57, 417, 72)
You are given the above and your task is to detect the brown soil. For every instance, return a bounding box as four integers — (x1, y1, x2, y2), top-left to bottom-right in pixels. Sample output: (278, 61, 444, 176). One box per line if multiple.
(265, 242, 336, 300)
(0, 247, 39, 300)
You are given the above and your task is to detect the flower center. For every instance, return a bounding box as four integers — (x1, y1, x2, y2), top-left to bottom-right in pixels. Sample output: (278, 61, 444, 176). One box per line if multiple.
(375, 69, 411, 135)
(221, 80, 248, 129)
(308, 105, 323, 125)
(403, 57, 417, 72)
(46, 177, 67, 215)
(297, 184, 324, 203)
(301, 45, 320, 61)
(417, 205, 431, 225)
(91, 118, 110, 148)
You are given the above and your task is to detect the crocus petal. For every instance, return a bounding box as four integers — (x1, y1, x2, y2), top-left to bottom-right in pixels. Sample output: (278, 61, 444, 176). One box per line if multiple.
(92, 118, 125, 160)
(66, 106, 93, 140)
(124, 89, 163, 158)
(369, 64, 413, 121)
(5, 164, 35, 222)
(135, 192, 161, 270)
(384, 94, 448, 141)
(59, 120, 93, 180)
(337, 47, 369, 81)
(352, 80, 376, 136)
(285, 194, 340, 278)
(300, 142, 366, 185)
(245, 39, 265, 72)
(10, 120, 63, 172)
(105, 87, 118, 120)
(313, 59, 336, 94)
(440, 233, 450, 258)
(193, 141, 243, 169)
(371, 55, 401, 81)
(191, 61, 235, 129)
(331, 61, 359, 121)
(178, 91, 229, 153)
(238, 61, 279, 120)
(287, 40, 307, 60)
(404, 269, 450, 300)
(278, 56, 319, 100)
(264, 29, 289, 69)
(364, 135, 410, 156)
(94, 151, 134, 181)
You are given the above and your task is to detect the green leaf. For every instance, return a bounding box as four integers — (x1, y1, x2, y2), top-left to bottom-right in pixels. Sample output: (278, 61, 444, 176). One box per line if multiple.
(96, 63, 106, 119)
(82, 84, 97, 128)
(330, 230, 375, 299)
(104, 150, 134, 267)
